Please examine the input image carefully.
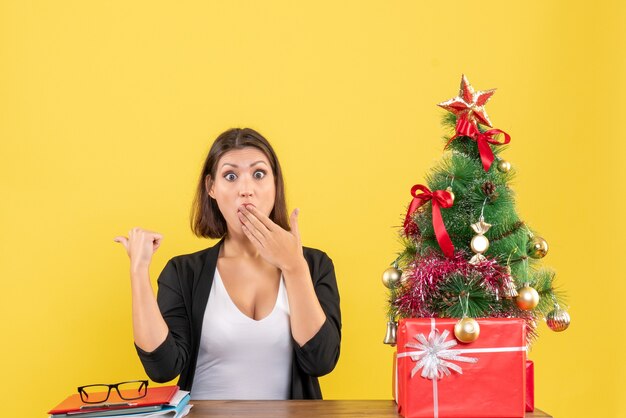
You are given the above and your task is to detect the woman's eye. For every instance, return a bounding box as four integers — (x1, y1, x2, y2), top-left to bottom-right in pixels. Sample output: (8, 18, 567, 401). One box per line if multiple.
(224, 173, 237, 181)
(253, 170, 266, 180)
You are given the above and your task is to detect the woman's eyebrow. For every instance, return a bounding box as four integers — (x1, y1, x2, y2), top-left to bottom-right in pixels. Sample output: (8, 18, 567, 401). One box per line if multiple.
(221, 161, 268, 169)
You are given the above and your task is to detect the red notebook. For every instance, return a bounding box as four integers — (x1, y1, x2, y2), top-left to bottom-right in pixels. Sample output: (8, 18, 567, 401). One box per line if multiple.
(47, 385, 179, 415)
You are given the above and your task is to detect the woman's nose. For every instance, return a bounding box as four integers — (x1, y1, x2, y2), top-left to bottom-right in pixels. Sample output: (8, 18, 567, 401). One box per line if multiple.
(238, 176, 253, 197)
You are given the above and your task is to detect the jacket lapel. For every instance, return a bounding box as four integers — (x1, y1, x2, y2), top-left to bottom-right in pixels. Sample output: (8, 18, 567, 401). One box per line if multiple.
(191, 238, 225, 343)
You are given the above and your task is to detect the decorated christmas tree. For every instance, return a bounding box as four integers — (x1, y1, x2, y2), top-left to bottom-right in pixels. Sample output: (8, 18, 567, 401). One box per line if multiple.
(382, 75, 570, 346)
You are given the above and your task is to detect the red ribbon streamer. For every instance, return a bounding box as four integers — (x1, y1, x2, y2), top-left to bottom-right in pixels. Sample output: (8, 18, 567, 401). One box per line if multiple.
(446, 116, 511, 171)
(403, 184, 455, 258)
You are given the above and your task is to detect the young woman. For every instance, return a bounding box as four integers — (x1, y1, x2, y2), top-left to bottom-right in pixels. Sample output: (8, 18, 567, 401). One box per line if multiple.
(114, 128, 341, 400)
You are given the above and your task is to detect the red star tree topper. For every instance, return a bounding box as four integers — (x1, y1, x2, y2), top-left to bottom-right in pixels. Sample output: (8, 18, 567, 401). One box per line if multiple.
(438, 74, 496, 128)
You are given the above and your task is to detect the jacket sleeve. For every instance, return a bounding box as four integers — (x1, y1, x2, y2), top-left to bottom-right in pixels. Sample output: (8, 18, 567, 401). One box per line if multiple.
(292, 251, 341, 377)
(134, 258, 192, 383)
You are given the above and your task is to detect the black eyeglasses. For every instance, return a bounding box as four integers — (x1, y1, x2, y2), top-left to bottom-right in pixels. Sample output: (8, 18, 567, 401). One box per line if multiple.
(77, 380, 149, 404)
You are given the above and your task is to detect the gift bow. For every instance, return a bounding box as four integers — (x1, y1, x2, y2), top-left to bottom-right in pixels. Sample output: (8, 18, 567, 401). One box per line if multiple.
(401, 329, 478, 380)
(403, 185, 455, 258)
(447, 115, 511, 172)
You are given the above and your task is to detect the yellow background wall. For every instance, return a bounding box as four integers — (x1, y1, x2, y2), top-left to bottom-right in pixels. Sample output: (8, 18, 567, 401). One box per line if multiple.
(1, 1, 624, 417)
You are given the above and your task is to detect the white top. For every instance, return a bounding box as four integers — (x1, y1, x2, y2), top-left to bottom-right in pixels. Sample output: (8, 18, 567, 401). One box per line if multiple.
(190, 267, 293, 400)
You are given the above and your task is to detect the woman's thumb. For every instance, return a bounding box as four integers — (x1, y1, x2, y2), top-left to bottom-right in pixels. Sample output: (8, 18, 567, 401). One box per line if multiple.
(113, 236, 129, 250)
(290, 208, 300, 236)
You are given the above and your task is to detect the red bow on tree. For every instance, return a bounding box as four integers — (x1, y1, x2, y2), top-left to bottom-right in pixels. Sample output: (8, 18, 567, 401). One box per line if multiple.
(403, 184, 455, 258)
(448, 116, 511, 172)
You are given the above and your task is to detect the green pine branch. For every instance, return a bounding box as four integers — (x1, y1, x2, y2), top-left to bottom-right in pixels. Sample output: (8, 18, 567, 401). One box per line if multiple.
(434, 273, 496, 318)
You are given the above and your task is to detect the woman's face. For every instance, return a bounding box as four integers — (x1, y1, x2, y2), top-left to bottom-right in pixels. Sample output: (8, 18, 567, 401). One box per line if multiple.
(208, 147, 276, 234)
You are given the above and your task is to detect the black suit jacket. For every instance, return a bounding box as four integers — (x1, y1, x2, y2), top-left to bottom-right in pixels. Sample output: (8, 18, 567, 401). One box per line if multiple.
(135, 239, 341, 399)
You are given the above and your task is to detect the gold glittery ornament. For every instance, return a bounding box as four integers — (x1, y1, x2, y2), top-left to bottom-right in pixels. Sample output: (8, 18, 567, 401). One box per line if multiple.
(516, 286, 540, 310)
(454, 317, 480, 343)
(382, 267, 402, 289)
(546, 308, 570, 332)
(497, 159, 511, 173)
(446, 186, 455, 204)
(528, 236, 549, 259)
(469, 217, 492, 264)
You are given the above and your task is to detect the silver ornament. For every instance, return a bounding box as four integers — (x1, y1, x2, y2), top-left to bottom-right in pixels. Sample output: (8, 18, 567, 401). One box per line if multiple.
(546, 308, 570, 332)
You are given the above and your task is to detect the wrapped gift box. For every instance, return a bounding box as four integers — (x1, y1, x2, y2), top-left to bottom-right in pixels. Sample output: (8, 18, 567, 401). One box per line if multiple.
(393, 351, 398, 401)
(396, 318, 526, 418)
(526, 360, 534, 412)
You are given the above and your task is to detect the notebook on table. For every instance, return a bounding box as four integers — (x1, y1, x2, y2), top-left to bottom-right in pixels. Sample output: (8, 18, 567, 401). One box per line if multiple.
(48, 385, 179, 416)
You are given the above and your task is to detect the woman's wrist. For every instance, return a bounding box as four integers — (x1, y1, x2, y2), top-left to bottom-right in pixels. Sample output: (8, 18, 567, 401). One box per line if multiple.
(280, 255, 308, 276)
(130, 264, 151, 281)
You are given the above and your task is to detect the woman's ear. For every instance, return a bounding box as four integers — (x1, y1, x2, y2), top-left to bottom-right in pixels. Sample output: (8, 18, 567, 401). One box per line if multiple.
(205, 175, 215, 199)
